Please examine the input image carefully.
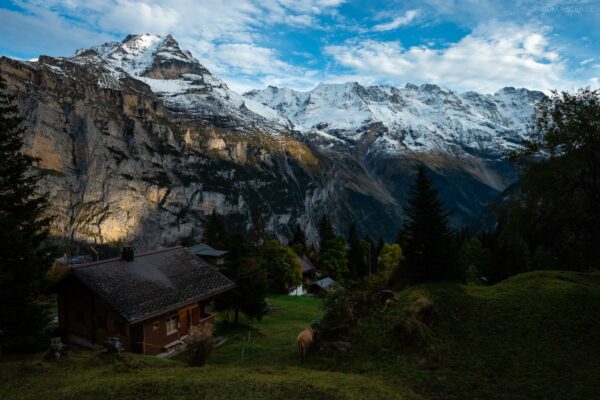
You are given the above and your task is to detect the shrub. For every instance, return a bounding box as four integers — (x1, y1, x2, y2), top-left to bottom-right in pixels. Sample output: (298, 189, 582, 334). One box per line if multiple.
(184, 326, 213, 367)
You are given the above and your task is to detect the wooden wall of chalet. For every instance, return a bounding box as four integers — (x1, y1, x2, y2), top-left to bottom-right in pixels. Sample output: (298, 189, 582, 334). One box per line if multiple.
(57, 277, 130, 350)
(57, 278, 216, 356)
(140, 303, 207, 355)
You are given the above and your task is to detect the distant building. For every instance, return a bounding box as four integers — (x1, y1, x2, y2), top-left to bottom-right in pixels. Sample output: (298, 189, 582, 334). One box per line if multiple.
(54, 254, 94, 266)
(299, 255, 319, 281)
(187, 243, 229, 266)
(289, 255, 321, 296)
(307, 277, 339, 296)
(47, 246, 235, 356)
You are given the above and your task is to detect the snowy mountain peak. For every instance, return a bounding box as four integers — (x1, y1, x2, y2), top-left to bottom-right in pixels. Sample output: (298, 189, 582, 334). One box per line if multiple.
(84, 33, 209, 79)
(244, 81, 546, 156)
(69, 34, 292, 131)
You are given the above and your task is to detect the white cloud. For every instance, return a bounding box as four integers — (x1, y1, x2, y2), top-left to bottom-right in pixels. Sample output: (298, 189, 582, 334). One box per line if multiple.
(215, 44, 293, 75)
(325, 22, 575, 92)
(372, 9, 420, 31)
(1, 0, 345, 92)
(100, 1, 179, 34)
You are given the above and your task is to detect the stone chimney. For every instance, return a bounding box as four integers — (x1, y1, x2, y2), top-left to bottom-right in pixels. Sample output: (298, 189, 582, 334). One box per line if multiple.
(121, 246, 134, 262)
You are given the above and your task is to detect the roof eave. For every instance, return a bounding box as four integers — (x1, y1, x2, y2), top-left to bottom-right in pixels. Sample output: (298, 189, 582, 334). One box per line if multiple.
(125, 283, 236, 325)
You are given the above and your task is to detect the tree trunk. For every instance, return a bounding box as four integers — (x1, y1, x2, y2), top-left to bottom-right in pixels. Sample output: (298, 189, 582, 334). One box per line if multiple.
(234, 308, 240, 324)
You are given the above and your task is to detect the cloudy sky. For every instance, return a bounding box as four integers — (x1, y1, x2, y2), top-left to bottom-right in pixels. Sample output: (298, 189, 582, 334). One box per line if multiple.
(0, 0, 598, 93)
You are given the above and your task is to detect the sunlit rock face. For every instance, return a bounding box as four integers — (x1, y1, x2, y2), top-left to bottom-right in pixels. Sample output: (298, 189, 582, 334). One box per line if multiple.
(0, 41, 370, 248)
(0, 34, 543, 249)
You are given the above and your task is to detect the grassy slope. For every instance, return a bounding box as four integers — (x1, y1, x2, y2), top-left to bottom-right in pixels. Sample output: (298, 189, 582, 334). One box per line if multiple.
(2, 271, 599, 400)
(0, 296, 419, 400)
(333, 271, 600, 400)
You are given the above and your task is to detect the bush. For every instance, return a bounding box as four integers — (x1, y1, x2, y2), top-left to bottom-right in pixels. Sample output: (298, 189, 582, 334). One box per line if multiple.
(319, 287, 356, 341)
(184, 326, 213, 366)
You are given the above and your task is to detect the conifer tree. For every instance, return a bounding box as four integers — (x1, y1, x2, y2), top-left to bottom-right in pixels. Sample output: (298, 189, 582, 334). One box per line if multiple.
(0, 78, 53, 351)
(318, 214, 335, 251)
(215, 227, 267, 323)
(399, 164, 459, 282)
(289, 224, 307, 255)
(249, 208, 269, 251)
(347, 223, 366, 278)
(202, 208, 227, 249)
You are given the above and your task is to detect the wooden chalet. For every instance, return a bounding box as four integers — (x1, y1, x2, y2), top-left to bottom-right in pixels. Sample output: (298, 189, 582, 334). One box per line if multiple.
(307, 277, 339, 296)
(299, 255, 319, 281)
(289, 255, 321, 296)
(187, 243, 229, 266)
(48, 246, 235, 356)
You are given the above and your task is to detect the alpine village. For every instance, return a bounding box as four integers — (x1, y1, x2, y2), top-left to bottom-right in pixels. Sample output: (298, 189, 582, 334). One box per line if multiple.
(1, 2, 599, 400)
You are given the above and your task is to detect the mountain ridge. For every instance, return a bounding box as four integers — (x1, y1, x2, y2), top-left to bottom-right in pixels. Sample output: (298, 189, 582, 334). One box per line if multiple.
(244, 81, 544, 158)
(0, 33, 543, 248)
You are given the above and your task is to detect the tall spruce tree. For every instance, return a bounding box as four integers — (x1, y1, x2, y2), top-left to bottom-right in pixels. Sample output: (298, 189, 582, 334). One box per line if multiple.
(400, 164, 459, 282)
(215, 227, 267, 323)
(249, 208, 269, 251)
(0, 77, 53, 351)
(289, 224, 307, 255)
(347, 223, 366, 278)
(318, 214, 335, 251)
(202, 208, 227, 249)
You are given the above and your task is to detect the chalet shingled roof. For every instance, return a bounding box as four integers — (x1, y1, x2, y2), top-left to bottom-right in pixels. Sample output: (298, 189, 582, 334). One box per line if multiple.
(187, 243, 229, 257)
(298, 255, 317, 274)
(58, 247, 234, 324)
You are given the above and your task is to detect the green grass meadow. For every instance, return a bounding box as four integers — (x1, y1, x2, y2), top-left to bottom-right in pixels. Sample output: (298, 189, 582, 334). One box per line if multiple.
(1, 271, 599, 399)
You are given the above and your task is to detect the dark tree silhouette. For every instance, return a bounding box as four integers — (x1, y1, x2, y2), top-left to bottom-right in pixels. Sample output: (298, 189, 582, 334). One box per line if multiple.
(399, 164, 459, 282)
(347, 223, 365, 278)
(214, 227, 267, 323)
(318, 214, 335, 251)
(202, 209, 227, 249)
(501, 88, 600, 271)
(289, 224, 307, 255)
(0, 78, 53, 351)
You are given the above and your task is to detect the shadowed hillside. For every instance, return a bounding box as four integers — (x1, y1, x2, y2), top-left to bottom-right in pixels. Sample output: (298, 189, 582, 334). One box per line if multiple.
(2, 273, 599, 399)
(330, 271, 600, 399)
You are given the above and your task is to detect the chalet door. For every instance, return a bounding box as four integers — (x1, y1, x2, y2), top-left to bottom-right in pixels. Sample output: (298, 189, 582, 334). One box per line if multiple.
(131, 324, 144, 354)
(178, 309, 188, 335)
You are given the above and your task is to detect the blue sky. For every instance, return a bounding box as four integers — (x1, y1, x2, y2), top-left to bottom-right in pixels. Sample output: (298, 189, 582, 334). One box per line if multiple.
(0, 0, 598, 93)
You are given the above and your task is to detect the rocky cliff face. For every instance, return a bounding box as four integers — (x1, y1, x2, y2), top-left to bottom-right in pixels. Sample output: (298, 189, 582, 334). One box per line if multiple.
(246, 82, 544, 227)
(0, 34, 542, 249)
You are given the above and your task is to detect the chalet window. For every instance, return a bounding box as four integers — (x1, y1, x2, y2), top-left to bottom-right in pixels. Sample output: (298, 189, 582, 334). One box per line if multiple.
(165, 315, 178, 335)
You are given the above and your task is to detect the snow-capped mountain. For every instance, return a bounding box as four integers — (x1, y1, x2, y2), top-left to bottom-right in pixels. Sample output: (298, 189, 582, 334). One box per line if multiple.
(245, 82, 545, 157)
(0, 33, 545, 248)
(72, 33, 292, 132)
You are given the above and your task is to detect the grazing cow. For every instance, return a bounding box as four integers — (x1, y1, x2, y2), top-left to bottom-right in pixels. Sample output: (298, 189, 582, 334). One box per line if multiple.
(383, 297, 395, 311)
(296, 328, 314, 361)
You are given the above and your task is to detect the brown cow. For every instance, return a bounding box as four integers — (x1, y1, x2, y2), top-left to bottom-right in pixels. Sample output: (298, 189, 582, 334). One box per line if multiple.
(296, 327, 314, 362)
